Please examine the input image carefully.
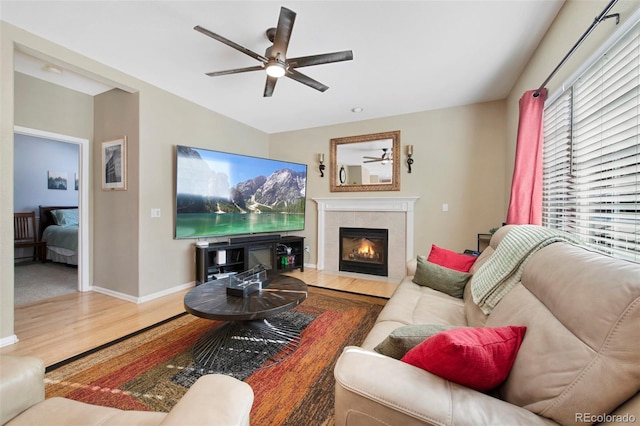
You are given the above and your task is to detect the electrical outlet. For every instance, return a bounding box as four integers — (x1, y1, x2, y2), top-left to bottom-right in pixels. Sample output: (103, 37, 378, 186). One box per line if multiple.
(304, 245, 310, 254)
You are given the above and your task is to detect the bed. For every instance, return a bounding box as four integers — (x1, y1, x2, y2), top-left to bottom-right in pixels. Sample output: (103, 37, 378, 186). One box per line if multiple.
(38, 205, 78, 266)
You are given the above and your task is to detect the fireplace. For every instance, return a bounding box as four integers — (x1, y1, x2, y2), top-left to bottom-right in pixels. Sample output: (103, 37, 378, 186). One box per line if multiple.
(314, 197, 418, 281)
(339, 227, 388, 277)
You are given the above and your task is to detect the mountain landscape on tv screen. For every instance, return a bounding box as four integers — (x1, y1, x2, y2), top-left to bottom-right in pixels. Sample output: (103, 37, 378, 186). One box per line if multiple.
(176, 146, 306, 215)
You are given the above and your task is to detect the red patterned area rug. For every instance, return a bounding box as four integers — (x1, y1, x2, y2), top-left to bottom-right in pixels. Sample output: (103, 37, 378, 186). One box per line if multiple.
(44, 286, 385, 425)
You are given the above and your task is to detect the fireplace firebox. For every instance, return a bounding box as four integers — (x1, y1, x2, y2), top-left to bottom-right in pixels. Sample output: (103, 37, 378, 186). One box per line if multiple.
(339, 227, 388, 277)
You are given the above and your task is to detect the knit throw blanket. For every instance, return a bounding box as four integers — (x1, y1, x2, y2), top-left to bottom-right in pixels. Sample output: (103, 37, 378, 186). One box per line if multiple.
(471, 225, 580, 314)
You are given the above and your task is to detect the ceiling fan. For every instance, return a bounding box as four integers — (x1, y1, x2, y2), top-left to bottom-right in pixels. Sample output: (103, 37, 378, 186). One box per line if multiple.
(363, 148, 393, 164)
(194, 7, 354, 97)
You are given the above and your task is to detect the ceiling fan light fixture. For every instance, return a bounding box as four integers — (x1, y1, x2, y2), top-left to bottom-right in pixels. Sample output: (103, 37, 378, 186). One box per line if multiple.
(265, 60, 286, 78)
(196, 6, 353, 96)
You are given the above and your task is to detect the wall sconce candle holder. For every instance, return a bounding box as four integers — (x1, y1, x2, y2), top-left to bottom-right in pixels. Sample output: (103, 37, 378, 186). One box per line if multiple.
(318, 153, 325, 177)
(406, 145, 414, 173)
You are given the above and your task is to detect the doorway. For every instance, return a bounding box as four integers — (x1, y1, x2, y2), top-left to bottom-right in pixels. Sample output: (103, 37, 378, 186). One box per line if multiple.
(14, 126, 90, 298)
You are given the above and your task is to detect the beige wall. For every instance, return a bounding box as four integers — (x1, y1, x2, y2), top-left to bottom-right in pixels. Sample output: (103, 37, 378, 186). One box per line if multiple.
(269, 100, 508, 262)
(3, 70, 94, 342)
(94, 89, 140, 295)
(136, 85, 270, 297)
(14, 72, 94, 137)
(0, 21, 269, 342)
(504, 0, 640, 201)
(1, 23, 14, 342)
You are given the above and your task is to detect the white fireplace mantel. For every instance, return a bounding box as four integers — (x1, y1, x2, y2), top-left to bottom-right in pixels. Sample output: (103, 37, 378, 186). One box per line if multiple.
(313, 196, 419, 272)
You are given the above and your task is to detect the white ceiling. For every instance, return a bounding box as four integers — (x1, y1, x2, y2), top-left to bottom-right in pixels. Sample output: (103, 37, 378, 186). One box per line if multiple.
(2, 0, 564, 134)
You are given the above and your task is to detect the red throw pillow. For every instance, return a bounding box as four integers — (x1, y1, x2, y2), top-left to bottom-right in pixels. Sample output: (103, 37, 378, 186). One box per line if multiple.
(401, 326, 526, 392)
(427, 244, 476, 272)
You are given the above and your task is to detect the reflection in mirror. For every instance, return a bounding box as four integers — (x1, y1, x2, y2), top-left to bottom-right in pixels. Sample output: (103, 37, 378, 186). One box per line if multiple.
(330, 131, 400, 192)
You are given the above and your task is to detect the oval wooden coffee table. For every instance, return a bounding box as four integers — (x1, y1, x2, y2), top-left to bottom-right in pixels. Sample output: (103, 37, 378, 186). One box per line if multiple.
(184, 274, 307, 374)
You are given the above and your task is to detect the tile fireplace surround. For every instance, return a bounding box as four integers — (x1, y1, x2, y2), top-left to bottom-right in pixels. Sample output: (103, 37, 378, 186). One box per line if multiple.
(313, 197, 419, 281)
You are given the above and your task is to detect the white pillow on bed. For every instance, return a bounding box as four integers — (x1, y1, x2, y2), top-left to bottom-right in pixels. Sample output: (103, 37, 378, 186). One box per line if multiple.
(51, 209, 78, 226)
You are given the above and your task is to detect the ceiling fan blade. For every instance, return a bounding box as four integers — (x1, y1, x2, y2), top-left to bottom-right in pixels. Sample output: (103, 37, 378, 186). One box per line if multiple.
(263, 75, 278, 97)
(194, 25, 267, 63)
(206, 65, 264, 77)
(288, 50, 354, 68)
(363, 159, 382, 163)
(271, 7, 296, 59)
(286, 69, 329, 92)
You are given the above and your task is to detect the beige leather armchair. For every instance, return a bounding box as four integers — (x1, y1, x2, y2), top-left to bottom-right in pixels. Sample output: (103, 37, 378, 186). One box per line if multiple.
(0, 355, 254, 426)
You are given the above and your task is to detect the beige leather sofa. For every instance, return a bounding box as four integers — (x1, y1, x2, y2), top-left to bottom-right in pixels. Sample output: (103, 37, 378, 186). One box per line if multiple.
(1, 354, 254, 426)
(335, 225, 640, 425)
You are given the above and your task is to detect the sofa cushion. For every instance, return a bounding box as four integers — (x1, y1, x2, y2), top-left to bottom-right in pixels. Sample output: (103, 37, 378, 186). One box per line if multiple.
(413, 256, 470, 298)
(486, 243, 640, 425)
(401, 326, 526, 392)
(374, 324, 460, 359)
(360, 279, 467, 350)
(427, 244, 476, 272)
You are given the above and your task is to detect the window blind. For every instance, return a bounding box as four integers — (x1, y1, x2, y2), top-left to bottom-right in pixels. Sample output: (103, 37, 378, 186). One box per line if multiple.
(542, 19, 639, 263)
(542, 90, 573, 232)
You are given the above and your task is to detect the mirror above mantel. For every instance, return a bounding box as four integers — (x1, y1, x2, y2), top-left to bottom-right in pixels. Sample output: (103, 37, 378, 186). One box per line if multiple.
(330, 130, 400, 192)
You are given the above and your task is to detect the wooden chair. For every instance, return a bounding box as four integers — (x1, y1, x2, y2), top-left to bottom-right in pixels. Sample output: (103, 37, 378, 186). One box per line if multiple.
(14, 212, 46, 263)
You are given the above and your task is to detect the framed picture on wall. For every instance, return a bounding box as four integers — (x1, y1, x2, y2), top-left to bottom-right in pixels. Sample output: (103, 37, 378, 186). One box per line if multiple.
(101, 136, 127, 191)
(48, 170, 68, 190)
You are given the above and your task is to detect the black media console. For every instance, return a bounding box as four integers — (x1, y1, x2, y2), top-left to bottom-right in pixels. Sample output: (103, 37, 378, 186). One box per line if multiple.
(195, 235, 305, 284)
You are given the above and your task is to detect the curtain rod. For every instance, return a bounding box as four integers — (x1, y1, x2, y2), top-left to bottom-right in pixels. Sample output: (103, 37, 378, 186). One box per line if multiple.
(533, 0, 620, 97)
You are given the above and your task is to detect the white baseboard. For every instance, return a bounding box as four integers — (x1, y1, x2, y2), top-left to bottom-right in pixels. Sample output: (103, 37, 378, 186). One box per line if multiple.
(0, 334, 19, 348)
(92, 282, 195, 304)
(138, 282, 195, 304)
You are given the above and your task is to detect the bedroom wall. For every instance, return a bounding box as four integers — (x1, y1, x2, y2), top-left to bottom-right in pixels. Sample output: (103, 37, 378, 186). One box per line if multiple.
(269, 100, 508, 263)
(13, 133, 79, 260)
(504, 0, 640, 204)
(14, 133, 79, 213)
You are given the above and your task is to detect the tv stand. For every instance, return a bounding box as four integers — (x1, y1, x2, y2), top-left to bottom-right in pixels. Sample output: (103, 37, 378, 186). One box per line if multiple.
(229, 234, 280, 244)
(195, 235, 305, 284)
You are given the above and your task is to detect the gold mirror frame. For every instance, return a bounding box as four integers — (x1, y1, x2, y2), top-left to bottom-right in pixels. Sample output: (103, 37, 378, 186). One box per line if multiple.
(330, 130, 401, 192)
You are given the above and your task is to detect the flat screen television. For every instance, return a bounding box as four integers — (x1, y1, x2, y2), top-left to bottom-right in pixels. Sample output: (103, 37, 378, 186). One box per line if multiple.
(175, 145, 307, 239)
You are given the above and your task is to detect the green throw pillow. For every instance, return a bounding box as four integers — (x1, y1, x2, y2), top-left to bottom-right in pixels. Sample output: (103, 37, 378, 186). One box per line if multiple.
(374, 324, 460, 359)
(412, 256, 471, 298)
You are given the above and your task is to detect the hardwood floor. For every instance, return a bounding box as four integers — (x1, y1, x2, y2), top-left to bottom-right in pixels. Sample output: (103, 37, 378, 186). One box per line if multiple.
(0, 268, 398, 368)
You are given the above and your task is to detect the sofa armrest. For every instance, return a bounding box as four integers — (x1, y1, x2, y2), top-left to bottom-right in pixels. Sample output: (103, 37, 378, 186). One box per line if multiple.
(160, 374, 253, 426)
(334, 347, 558, 426)
(0, 355, 45, 425)
(406, 258, 417, 277)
